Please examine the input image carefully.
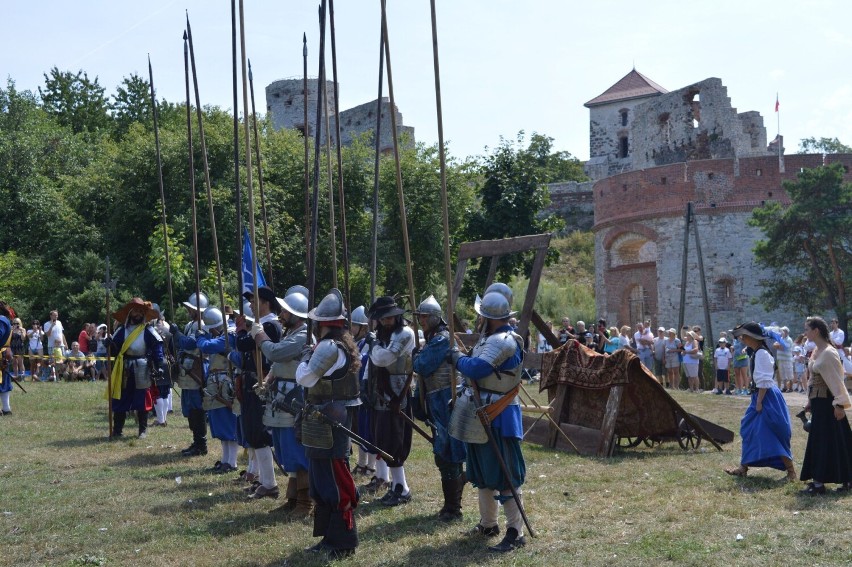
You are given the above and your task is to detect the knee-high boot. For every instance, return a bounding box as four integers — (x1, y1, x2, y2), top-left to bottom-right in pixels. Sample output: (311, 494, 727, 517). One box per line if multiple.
(113, 412, 126, 438)
(439, 471, 465, 521)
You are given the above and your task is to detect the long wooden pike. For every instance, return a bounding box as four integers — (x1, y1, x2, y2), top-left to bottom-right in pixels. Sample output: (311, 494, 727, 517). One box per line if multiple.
(248, 59, 274, 289)
(328, 0, 352, 321)
(187, 13, 227, 333)
(379, 0, 417, 336)
(232, 0, 243, 305)
(302, 33, 311, 275)
(103, 256, 116, 438)
(370, 29, 384, 305)
(322, 72, 338, 288)
(307, 0, 328, 328)
(238, 0, 261, 325)
(183, 30, 202, 332)
(147, 55, 175, 320)
(427, 0, 456, 407)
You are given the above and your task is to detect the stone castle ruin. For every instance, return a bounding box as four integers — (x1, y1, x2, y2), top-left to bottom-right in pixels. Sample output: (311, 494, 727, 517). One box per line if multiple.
(563, 69, 852, 334)
(265, 78, 414, 151)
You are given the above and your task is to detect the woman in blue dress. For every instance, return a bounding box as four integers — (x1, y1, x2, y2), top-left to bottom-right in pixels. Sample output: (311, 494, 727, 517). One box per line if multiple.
(725, 322, 796, 481)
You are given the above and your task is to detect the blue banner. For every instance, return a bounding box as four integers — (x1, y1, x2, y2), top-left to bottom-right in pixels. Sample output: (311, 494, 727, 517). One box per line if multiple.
(242, 228, 267, 295)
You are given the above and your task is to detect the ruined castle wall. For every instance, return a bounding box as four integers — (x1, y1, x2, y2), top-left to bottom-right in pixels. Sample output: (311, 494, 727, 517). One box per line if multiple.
(545, 181, 595, 231)
(338, 98, 415, 151)
(592, 153, 852, 332)
(266, 78, 336, 137)
(587, 97, 657, 180)
(629, 78, 770, 171)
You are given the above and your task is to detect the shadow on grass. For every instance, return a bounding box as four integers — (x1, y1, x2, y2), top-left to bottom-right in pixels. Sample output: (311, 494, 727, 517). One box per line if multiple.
(205, 508, 292, 538)
(45, 435, 109, 448)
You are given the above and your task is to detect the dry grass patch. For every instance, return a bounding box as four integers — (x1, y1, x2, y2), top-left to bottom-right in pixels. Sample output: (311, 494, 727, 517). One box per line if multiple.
(0, 383, 849, 566)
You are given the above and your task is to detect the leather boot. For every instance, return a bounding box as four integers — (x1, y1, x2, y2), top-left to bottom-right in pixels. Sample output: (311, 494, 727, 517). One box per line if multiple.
(184, 410, 208, 456)
(112, 412, 126, 438)
(291, 469, 314, 521)
(269, 476, 298, 515)
(438, 473, 464, 522)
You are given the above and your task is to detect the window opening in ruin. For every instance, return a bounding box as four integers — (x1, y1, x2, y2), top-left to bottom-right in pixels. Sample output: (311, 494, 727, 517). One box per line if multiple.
(628, 285, 647, 326)
(619, 136, 628, 158)
(285, 98, 293, 107)
(620, 110, 628, 127)
(714, 278, 736, 310)
(690, 91, 701, 128)
(295, 125, 306, 138)
(707, 172, 714, 180)
(768, 191, 773, 198)
(756, 168, 762, 176)
(661, 177, 667, 185)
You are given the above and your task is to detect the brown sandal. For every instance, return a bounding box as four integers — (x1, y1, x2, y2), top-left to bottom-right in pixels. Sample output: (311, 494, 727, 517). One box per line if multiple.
(724, 465, 748, 477)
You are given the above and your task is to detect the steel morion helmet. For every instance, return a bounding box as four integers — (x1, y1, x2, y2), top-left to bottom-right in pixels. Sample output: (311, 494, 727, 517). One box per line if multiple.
(278, 292, 309, 319)
(308, 288, 346, 321)
(202, 307, 224, 330)
(474, 291, 516, 320)
(413, 295, 446, 329)
(183, 291, 209, 311)
(484, 282, 513, 307)
(285, 285, 309, 299)
(351, 305, 369, 327)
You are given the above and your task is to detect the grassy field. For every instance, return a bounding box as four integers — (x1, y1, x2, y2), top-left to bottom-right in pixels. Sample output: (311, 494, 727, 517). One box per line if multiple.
(1, 381, 850, 567)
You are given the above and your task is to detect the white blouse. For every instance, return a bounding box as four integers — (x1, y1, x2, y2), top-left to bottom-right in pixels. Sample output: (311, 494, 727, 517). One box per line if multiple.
(752, 348, 776, 389)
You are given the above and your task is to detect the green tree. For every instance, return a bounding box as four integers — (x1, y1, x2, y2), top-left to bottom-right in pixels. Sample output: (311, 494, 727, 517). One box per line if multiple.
(465, 132, 566, 289)
(377, 140, 476, 302)
(39, 67, 110, 134)
(750, 163, 852, 335)
(111, 73, 151, 139)
(799, 137, 852, 154)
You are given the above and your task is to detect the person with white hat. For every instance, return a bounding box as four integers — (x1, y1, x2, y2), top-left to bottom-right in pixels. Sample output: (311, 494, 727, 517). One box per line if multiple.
(713, 337, 733, 395)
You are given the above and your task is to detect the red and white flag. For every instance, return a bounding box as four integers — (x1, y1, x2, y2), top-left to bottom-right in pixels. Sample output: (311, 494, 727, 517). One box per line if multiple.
(775, 94, 779, 112)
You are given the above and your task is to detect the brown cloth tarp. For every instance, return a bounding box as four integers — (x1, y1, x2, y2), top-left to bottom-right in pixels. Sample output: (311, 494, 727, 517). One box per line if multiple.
(537, 340, 723, 449)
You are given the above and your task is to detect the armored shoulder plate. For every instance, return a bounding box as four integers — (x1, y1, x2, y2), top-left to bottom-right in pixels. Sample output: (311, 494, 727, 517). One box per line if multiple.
(472, 330, 519, 368)
(388, 326, 415, 355)
(308, 339, 342, 378)
(147, 326, 163, 342)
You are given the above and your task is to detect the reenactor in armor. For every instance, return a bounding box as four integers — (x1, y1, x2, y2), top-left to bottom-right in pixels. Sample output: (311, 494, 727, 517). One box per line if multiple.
(296, 288, 361, 560)
(106, 298, 164, 439)
(148, 304, 173, 428)
(350, 306, 377, 481)
(447, 285, 528, 553)
(235, 285, 283, 500)
(412, 295, 467, 521)
(251, 286, 312, 519)
(172, 292, 210, 456)
(364, 296, 416, 506)
(195, 306, 239, 474)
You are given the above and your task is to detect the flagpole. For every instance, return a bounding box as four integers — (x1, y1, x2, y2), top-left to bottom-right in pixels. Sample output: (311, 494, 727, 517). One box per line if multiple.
(776, 92, 782, 172)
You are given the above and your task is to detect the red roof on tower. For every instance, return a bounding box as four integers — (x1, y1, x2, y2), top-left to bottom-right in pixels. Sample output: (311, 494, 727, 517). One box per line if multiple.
(584, 69, 668, 108)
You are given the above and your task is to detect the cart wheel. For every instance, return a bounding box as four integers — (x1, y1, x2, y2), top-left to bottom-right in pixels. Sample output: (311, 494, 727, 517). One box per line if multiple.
(642, 437, 662, 448)
(677, 419, 701, 450)
(616, 436, 643, 448)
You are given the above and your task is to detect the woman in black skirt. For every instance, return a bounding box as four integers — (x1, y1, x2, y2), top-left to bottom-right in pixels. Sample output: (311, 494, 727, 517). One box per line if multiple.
(800, 316, 852, 495)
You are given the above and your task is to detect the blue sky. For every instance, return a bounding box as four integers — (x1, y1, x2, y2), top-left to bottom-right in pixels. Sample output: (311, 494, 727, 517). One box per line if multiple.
(4, 0, 851, 161)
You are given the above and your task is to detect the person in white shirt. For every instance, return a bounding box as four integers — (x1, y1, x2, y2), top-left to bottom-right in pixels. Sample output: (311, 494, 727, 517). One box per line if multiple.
(830, 318, 846, 361)
(42, 310, 67, 377)
(773, 327, 795, 392)
(725, 322, 796, 482)
(713, 337, 733, 394)
(633, 323, 654, 370)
